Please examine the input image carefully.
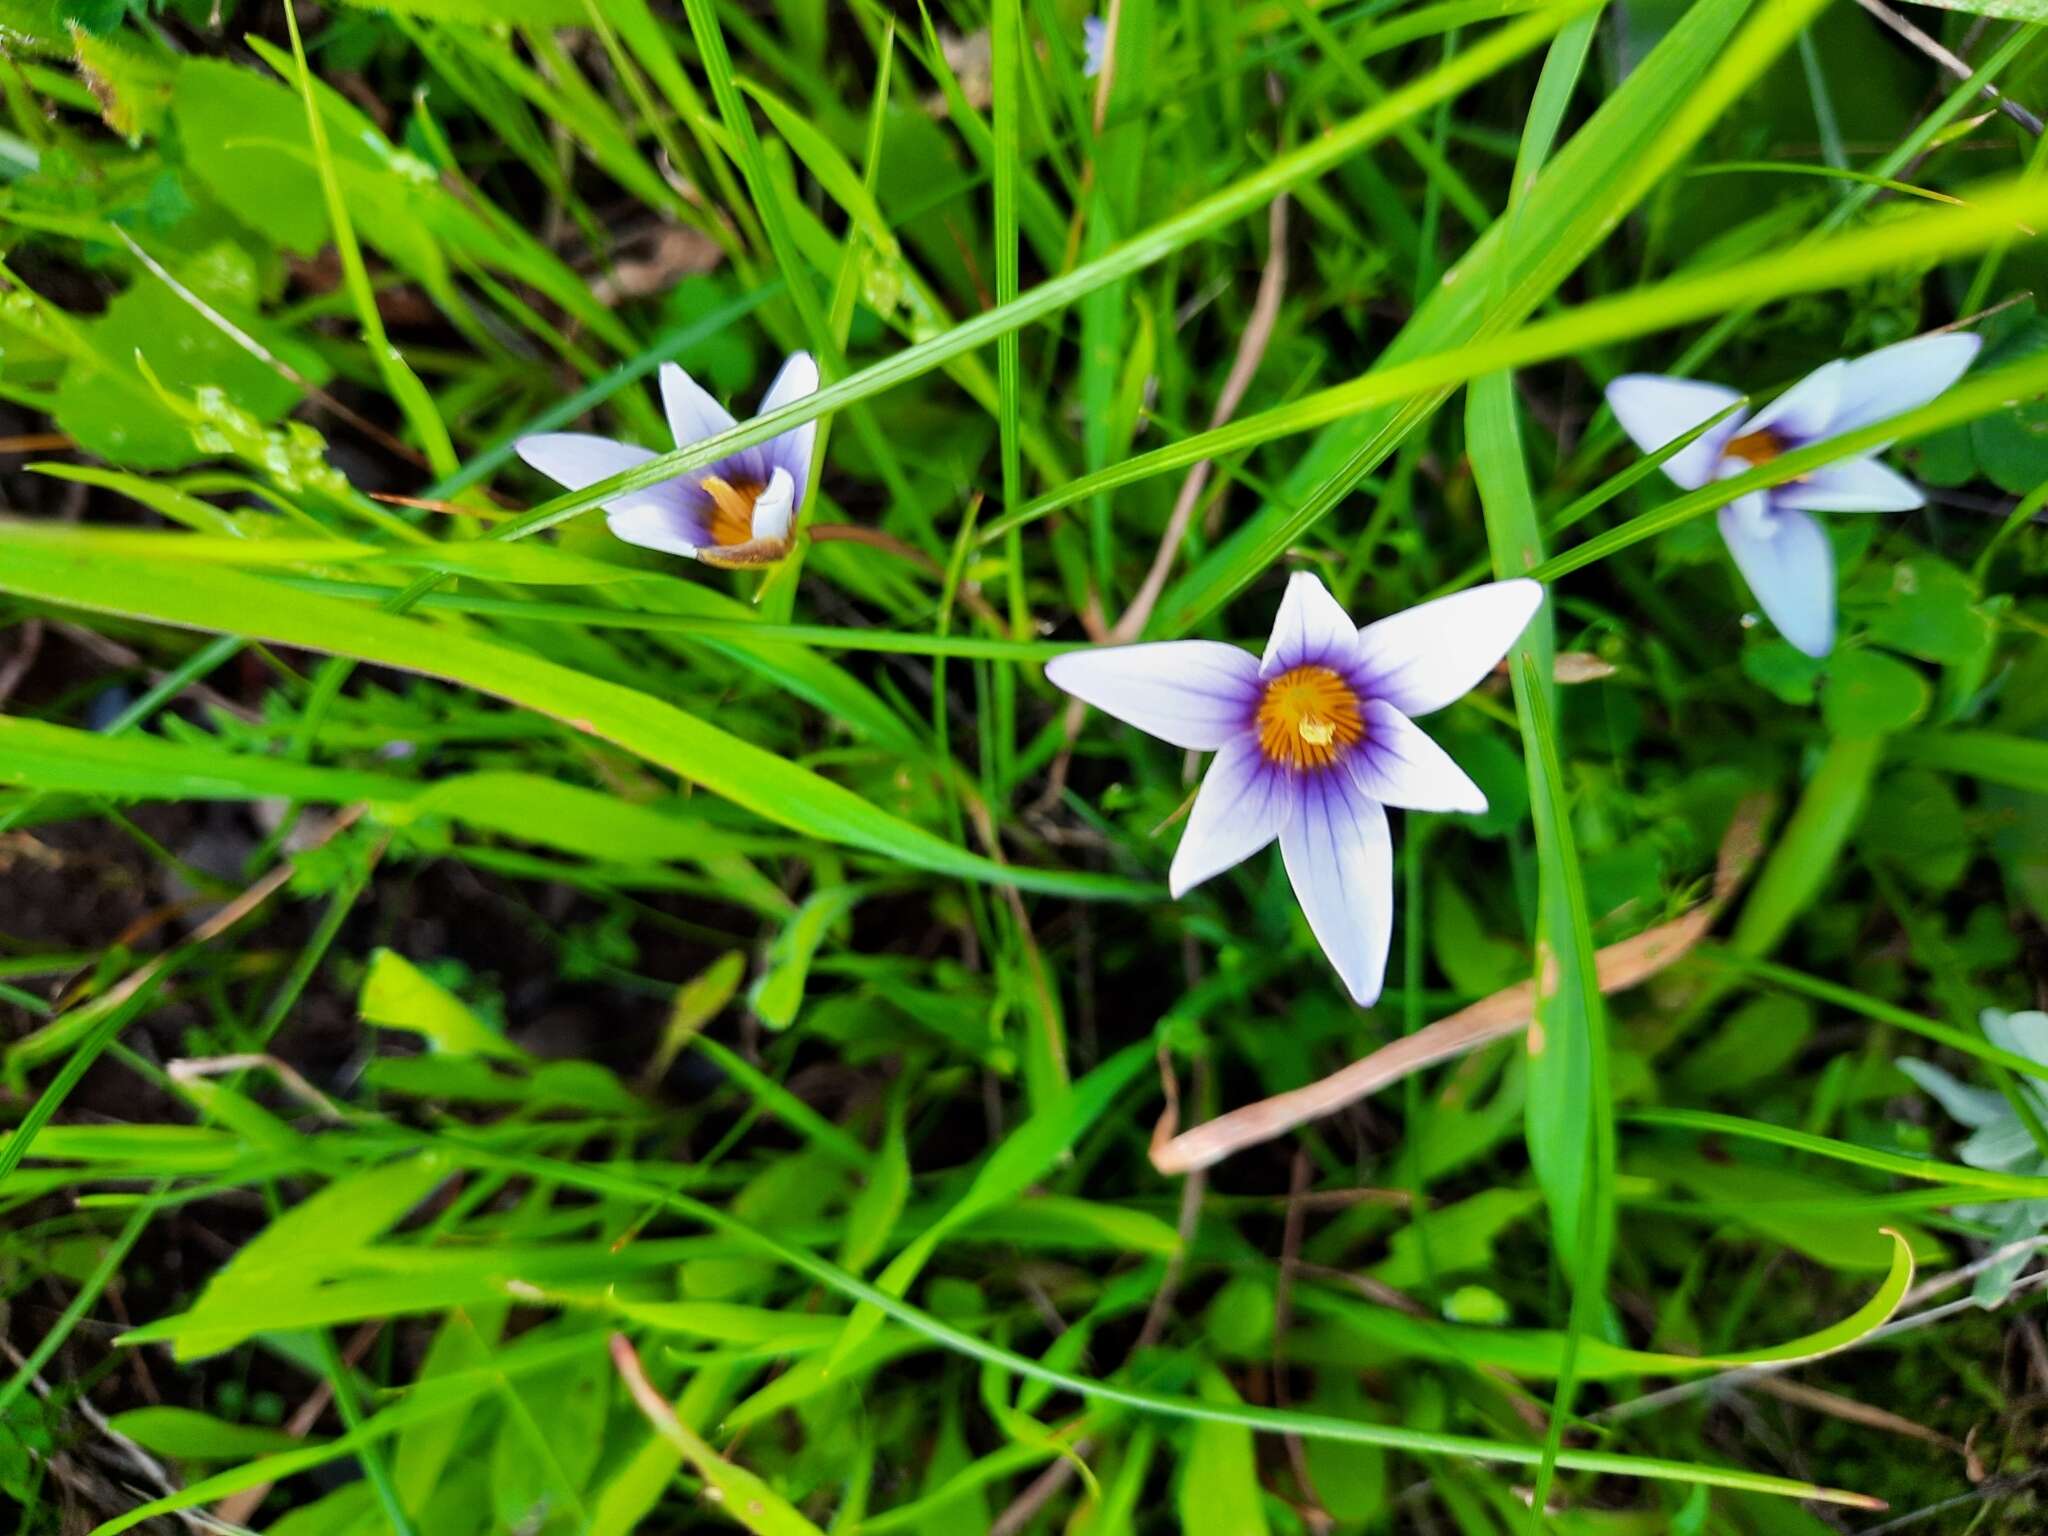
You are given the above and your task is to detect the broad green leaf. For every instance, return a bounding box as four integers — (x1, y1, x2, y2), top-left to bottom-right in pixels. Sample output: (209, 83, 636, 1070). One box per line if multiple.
(1820, 649, 1930, 737)
(53, 280, 325, 469)
(104, 1407, 317, 1461)
(360, 949, 524, 1060)
(1891, 730, 2048, 794)
(1176, 1374, 1269, 1536)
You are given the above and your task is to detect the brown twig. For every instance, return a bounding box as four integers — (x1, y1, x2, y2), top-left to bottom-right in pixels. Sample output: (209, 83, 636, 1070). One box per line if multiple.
(1149, 794, 1772, 1175)
(1855, 0, 2043, 137)
(212, 1320, 382, 1526)
(0, 616, 44, 707)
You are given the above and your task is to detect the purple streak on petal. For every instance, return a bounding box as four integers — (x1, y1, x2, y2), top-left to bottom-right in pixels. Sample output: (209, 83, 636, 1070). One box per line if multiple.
(1355, 579, 1543, 718)
(1280, 769, 1393, 1006)
(1718, 496, 1835, 658)
(1168, 735, 1295, 897)
(1349, 702, 1487, 813)
(1603, 375, 1746, 491)
(1828, 332, 1981, 437)
(659, 363, 737, 449)
(758, 351, 820, 508)
(1743, 358, 1845, 445)
(1773, 455, 1925, 513)
(1045, 640, 1260, 749)
(516, 433, 709, 552)
(1260, 571, 1362, 678)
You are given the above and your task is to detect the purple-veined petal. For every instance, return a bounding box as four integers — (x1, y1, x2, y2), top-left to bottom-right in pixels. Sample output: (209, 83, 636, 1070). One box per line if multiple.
(659, 362, 738, 449)
(1280, 770, 1393, 1006)
(1356, 579, 1543, 717)
(1718, 496, 1835, 658)
(1349, 701, 1487, 813)
(1167, 734, 1295, 897)
(1604, 375, 1746, 490)
(1773, 455, 1925, 513)
(1743, 359, 1844, 444)
(1046, 640, 1259, 749)
(1260, 571, 1361, 678)
(758, 351, 820, 507)
(1828, 332, 1982, 437)
(516, 434, 707, 552)
(516, 432, 657, 492)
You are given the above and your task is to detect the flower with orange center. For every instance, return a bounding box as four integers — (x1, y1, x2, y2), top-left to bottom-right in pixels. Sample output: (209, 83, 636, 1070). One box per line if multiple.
(1046, 572, 1542, 1005)
(516, 352, 817, 569)
(1255, 665, 1363, 771)
(1606, 331, 1981, 657)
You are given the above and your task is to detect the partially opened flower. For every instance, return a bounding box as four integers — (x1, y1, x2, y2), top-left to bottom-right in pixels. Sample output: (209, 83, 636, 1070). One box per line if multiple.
(1605, 331, 1980, 658)
(516, 352, 819, 569)
(1046, 573, 1542, 1005)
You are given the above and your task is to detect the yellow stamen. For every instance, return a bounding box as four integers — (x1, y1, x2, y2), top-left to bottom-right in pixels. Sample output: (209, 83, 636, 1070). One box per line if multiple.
(1256, 665, 1363, 771)
(700, 473, 763, 548)
(1723, 428, 1782, 467)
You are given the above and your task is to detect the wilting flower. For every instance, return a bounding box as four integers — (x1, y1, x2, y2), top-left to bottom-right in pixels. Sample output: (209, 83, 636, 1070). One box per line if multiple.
(1046, 573, 1542, 1005)
(1606, 332, 1980, 658)
(517, 353, 819, 569)
(1083, 14, 1107, 77)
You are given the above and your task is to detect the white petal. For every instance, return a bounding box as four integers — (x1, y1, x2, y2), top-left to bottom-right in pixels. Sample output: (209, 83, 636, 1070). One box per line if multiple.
(516, 432, 657, 492)
(751, 467, 796, 542)
(1280, 771, 1393, 1006)
(1604, 374, 1747, 490)
(607, 502, 705, 559)
(1356, 579, 1543, 717)
(1046, 641, 1259, 750)
(1167, 735, 1294, 897)
(759, 352, 820, 506)
(659, 362, 737, 449)
(1260, 571, 1361, 678)
(1896, 1059, 2011, 1130)
(1744, 359, 1844, 444)
(1773, 455, 1925, 513)
(1829, 333, 1982, 436)
(517, 433, 704, 552)
(1985, 1009, 2048, 1069)
(1349, 702, 1487, 813)
(1718, 498, 1835, 658)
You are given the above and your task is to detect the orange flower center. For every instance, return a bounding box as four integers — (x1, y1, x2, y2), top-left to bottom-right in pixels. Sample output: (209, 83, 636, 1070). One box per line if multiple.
(1256, 665, 1363, 771)
(1723, 428, 1783, 467)
(701, 473, 763, 547)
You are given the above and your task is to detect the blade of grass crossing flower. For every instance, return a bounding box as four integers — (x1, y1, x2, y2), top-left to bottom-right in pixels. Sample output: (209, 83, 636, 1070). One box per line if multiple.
(0, 537, 1144, 902)
(455, 1, 1592, 551)
(279, 5, 455, 480)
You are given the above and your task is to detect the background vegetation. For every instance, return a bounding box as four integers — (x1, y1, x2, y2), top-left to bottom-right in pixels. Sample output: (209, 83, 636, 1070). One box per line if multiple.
(1, 0, 2047, 1530)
